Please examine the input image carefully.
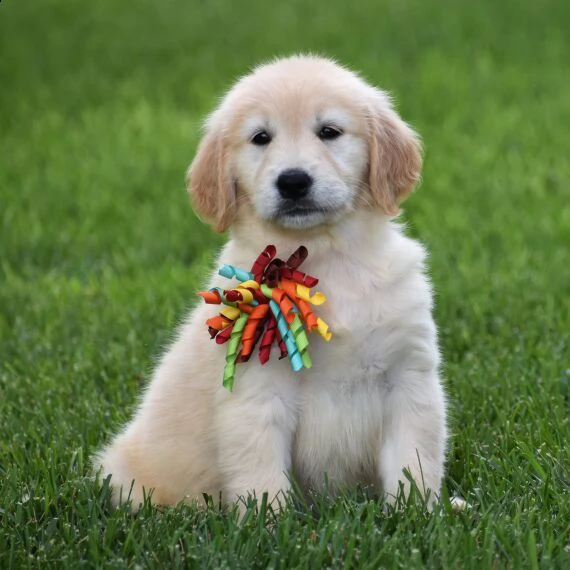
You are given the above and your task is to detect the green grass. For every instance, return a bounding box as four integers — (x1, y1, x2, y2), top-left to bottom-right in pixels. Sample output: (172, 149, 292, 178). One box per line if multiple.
(1, 0, 569, 567)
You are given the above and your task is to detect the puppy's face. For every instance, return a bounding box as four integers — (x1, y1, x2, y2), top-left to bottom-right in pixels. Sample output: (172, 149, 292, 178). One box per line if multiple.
(188, 57, 422, 233)
(234, 94, 368, 230)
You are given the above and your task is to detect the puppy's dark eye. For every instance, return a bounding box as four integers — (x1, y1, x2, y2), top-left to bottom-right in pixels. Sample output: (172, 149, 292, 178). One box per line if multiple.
(251, 130, 272, 146)
(318, 125, 343, 141)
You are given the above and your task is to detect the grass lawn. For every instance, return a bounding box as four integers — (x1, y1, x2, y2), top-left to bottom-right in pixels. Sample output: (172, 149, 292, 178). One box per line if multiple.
(1, 0, 569, 567)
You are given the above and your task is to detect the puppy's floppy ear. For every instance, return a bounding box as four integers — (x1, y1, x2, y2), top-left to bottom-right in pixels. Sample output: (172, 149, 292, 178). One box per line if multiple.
(186, 118, 236, 233)
(367, 93, 423, 216)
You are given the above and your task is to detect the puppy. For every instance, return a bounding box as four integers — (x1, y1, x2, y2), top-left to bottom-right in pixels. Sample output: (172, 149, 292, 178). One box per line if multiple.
(94, 55, 447, 511)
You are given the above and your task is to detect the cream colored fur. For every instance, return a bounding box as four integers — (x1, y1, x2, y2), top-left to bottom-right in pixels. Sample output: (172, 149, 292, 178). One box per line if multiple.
(93, 55, 447, 511)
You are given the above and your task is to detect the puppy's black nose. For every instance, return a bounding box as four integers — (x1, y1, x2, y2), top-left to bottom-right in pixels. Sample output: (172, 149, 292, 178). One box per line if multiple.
(276, 169, 313, 201)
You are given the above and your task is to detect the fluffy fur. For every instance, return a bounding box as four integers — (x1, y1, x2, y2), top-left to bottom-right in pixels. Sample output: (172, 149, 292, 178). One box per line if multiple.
(93, 55, 447, 510)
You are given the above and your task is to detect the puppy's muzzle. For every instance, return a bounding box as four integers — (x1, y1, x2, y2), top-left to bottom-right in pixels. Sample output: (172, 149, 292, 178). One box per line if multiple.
(276, 169, 313, 201)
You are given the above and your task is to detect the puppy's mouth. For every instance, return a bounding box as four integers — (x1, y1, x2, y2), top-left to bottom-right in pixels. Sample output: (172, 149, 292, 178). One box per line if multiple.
(274, 200, 337, 228)
(281, 205, 326, 217)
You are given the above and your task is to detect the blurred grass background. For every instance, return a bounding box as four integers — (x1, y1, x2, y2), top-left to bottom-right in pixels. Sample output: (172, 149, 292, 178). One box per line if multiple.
(1, 0, 569, 567)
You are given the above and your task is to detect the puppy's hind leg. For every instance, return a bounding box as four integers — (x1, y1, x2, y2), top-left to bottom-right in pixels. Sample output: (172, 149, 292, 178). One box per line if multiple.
(92, 430, 149, 508)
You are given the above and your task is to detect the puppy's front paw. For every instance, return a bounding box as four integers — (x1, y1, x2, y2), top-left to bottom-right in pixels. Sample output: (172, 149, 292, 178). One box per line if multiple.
(227, 472, 292, 516)
(234, 487, 290, 521)
(450, 496, 470, 512)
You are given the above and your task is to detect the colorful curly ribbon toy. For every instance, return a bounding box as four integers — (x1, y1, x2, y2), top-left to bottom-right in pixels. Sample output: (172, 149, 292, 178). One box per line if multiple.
(198, 245, 332, 391)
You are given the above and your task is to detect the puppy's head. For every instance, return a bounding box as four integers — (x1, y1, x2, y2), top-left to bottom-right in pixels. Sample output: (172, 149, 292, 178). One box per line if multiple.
(188, 56, 422, 232)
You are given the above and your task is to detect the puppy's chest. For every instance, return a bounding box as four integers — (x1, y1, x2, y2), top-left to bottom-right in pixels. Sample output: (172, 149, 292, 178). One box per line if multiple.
(291, 276, 394, 472)
(307, 257, 393, 334)
(304, 263, 398, 386)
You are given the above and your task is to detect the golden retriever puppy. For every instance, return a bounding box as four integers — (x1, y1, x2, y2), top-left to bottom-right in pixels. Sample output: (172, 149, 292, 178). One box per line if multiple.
(93, 55, 447, 511)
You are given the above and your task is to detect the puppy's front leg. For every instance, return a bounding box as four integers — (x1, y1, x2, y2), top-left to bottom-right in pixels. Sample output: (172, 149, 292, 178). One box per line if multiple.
(379, 369, 447, 507)
(214, 370, 298, 509)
